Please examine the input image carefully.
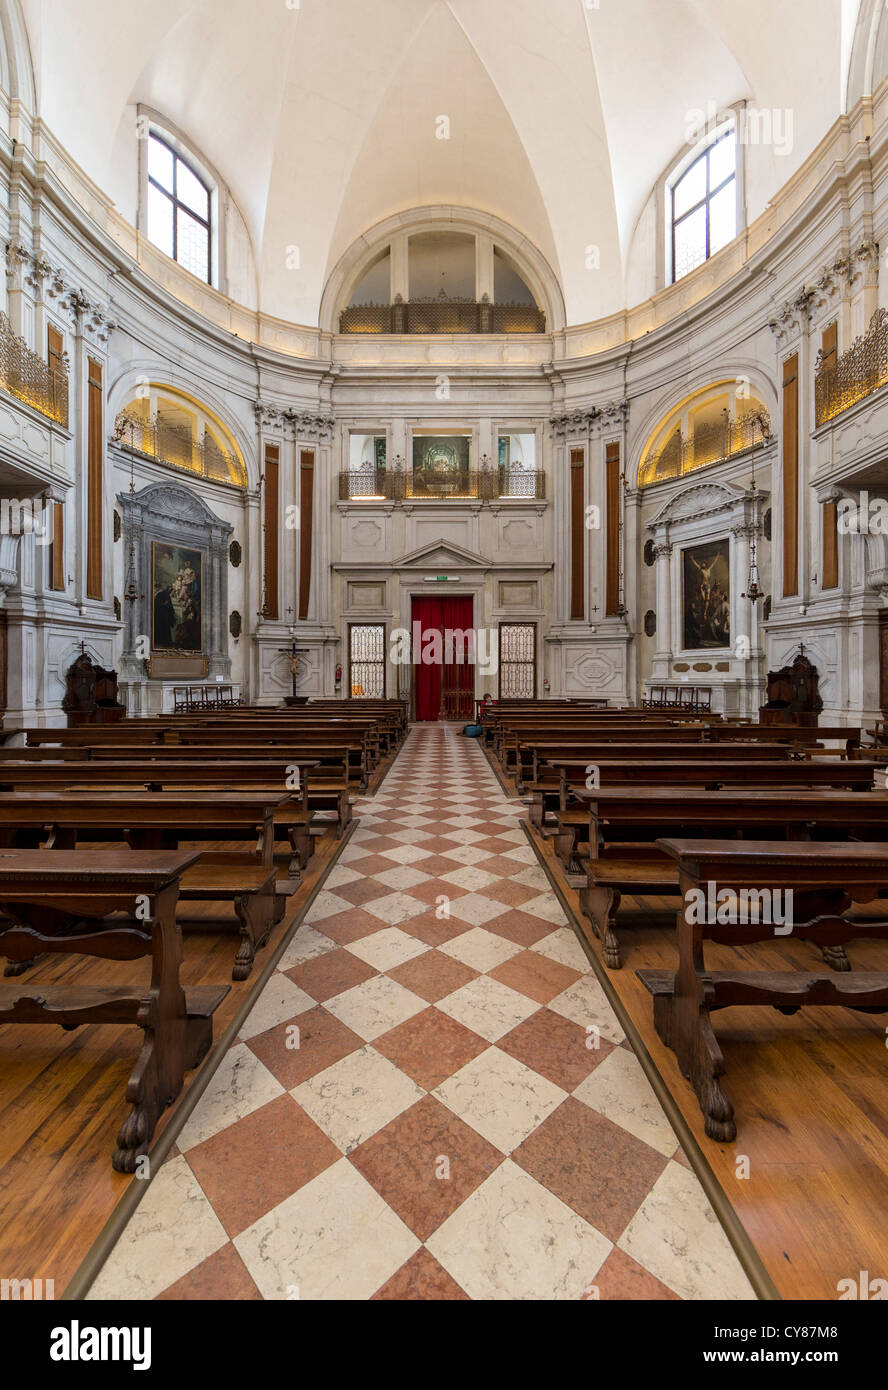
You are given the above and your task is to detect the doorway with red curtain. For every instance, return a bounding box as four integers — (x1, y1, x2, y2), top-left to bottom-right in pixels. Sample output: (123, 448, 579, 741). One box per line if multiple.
(412, 595, 475, 721)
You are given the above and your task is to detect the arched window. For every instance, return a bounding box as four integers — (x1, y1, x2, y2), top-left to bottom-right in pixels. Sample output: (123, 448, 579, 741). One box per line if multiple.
(146, 131, 212, 284)
(669, 124, 737, 283)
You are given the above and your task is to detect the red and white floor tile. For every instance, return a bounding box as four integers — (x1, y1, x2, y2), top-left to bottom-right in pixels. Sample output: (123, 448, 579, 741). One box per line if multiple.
(88, 724, 754, 1302)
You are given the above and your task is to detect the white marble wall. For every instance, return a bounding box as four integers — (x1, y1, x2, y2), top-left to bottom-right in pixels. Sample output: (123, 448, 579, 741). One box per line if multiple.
(0, 69, 885, 721)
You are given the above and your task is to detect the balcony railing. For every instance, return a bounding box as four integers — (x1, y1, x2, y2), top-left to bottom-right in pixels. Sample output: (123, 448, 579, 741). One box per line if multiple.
(339, 466, 546, 502)
(0, 312, 68, 427)
(113, 409, 247, 488)
(640, 409, 771, 486)
(339, 297, 546, 335)
(815, 308, 888, 427)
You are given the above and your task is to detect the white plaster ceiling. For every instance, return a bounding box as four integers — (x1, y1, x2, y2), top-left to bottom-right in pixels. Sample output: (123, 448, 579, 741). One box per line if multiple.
(19, 0, 854, 328)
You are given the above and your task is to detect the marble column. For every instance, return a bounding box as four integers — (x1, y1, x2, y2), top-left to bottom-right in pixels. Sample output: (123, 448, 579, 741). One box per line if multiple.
(652, 541, 672, 678)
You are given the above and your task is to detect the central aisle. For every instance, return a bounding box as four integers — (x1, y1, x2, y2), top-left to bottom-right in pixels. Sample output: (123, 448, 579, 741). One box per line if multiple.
(90, 724, 754, 1301)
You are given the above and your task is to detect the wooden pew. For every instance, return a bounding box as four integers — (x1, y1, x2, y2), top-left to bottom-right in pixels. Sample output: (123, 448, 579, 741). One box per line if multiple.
(638, 839, 888, 1141)
(528, 741, 794, 807)
(0, 791, 296, 981)
(571, 786, 888, 969)
(0, 758, 357, 838)
(25, 725, 370, 786)
(706, 723, 862, 754)
(496, 720, 709, 774)
(0, 849, 228, 1170)
(533, 757, 876, 834)
(506, 722, 861, 784)
(566, 765, 877, 967)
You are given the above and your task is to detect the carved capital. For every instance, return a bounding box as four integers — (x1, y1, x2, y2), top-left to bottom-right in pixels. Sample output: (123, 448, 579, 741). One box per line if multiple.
(4, 241, 29, 284)
(550, 398, 629, 439)
(255, 400, 334, 442)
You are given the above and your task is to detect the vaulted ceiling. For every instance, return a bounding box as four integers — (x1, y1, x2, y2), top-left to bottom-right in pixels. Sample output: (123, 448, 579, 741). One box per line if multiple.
(19, 0, 858, 327)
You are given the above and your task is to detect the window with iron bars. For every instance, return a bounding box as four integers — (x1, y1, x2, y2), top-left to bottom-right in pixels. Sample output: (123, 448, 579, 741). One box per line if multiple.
(499, 623, 536, 699)
(349, 624, 386, 698)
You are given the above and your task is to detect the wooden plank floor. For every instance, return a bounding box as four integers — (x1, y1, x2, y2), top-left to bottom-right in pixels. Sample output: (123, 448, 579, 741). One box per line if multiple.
(0, 827, 344, 1296)
(520, 796, 888, 1301)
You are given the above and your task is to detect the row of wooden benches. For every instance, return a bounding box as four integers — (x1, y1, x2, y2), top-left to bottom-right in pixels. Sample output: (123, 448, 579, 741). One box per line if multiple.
(0, 700, 408, 1171)
(482, 700, 888, 1143)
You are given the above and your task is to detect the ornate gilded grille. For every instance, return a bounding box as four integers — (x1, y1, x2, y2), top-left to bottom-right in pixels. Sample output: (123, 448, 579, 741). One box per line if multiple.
(339, 299, 545, 335)
(499, 623, 536, 699)
(349, 624, 386, 698)
(113, 409, 247, 489)
(342, 467, 388, 499)
(640, 409, 771, 486)
(0, 312, 68, 426)
(338, 467, 545, 501)
(815, 308, 888, 426)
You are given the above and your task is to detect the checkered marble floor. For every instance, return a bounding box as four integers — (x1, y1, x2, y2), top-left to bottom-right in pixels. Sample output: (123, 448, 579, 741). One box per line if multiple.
(88, 724, 755, 1302)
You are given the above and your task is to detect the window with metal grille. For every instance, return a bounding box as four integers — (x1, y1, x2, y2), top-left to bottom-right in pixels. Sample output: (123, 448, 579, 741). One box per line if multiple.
(499, 623, 536, 699)
(349, 624, 386, 698)
(147, 132, 212, 284)
(669, 127, 737, 284)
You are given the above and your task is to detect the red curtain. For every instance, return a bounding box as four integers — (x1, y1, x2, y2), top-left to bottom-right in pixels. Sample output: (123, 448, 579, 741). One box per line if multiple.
(412, 595, 474, 721)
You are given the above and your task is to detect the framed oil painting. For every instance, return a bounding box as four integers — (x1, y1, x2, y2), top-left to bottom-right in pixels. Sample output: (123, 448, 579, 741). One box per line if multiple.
(682, 539, 731, 650)
(151, 542, 203, 654)
(412, 435, 471, 476)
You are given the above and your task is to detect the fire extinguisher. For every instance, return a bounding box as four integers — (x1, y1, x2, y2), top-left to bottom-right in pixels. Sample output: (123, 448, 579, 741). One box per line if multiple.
(335, 663, 342, 686)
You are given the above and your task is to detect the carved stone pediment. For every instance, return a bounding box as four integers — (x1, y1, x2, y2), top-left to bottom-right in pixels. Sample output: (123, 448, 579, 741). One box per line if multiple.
(124, 482, 220, 528)
(395, 539, 493, 571)
(647, 480, 751, 529)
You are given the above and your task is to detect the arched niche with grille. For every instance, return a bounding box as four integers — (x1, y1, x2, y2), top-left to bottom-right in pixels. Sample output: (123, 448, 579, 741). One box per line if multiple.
(638, 381, 771, 488)
(114, 385, 247, 490)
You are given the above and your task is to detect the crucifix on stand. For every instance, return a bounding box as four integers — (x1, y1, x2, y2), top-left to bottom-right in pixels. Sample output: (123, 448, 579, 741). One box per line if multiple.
(278, 632, 310, 703)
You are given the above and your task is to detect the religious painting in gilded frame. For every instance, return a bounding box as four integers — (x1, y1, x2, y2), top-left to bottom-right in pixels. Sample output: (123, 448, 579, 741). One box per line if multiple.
(682, 538, 731, 650)
(151, 542, 204, 654)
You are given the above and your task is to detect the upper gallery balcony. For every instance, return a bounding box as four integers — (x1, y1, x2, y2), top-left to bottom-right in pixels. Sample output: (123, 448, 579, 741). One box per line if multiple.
(339, 464, 546, 502)
(0, 312, 68, 428)
(339, 295, 546, 335)
(815, 308, 888, 427)
(337, 229, 550, 337)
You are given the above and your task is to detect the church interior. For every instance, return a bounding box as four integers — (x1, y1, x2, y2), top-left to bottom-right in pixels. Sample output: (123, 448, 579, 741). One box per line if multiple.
(3, 0, 888, 1326)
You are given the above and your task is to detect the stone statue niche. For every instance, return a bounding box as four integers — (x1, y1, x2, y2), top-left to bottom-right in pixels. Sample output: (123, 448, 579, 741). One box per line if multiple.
(760, 648, 823, 727)
(62, 651, 126, 727)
